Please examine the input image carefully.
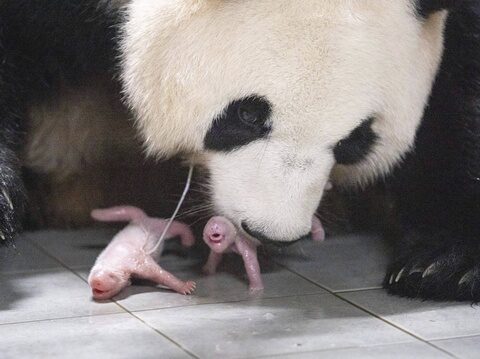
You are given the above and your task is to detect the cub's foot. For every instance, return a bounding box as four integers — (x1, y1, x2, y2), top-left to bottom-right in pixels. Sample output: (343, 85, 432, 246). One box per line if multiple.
(179, 281, 196, 295)
(384, 241, 480, 302)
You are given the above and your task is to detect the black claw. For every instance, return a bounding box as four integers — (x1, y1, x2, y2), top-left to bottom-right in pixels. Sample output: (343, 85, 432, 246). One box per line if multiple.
(385, 242, 480, 302)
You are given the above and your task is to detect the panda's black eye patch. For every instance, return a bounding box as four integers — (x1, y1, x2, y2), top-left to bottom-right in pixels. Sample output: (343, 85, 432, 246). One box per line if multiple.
(204, 96, 272, 152)
(333, 117, 378, 165)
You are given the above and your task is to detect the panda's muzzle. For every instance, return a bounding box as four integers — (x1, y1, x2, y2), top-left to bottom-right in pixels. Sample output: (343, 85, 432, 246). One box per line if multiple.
(241, 221, 311, 247)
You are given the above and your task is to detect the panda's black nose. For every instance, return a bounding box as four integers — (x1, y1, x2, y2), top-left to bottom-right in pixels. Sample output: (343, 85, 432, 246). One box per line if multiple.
(241, 221, 311, 247)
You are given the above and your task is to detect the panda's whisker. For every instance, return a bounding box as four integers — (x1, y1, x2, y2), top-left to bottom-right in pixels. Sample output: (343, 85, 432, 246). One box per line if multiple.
(191, 178, 212, 189)
(177, 204, 215, 218)
(178, 205, 214, 216)
(188, 188, 211, 196)
(256, 138, 271, 171)
(187, 212, 216, 226)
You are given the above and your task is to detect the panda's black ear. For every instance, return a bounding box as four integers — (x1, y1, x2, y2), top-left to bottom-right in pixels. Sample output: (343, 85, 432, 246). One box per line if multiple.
(416, 0, 462, 17)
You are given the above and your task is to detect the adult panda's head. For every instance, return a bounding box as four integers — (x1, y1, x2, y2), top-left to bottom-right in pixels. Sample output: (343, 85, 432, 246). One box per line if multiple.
(121, 0, 455, 244)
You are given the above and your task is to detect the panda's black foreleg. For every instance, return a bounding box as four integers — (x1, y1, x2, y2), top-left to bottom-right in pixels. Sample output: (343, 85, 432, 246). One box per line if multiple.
(383, 112, 480, 302)
(0, 143, 25, 245)
(383, 2, 480, 302)
(384, 161, 480, 302)
(0, 103, 27, 246)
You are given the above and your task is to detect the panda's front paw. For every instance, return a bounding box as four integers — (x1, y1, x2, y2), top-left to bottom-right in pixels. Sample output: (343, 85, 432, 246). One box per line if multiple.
(0, 172, 26, 245)
(0, 185, 25, 245)
(384, 240, 480, 302)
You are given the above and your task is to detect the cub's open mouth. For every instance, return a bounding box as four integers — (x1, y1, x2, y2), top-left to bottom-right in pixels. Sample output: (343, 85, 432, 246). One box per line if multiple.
(209, 233, 223, 244)
(93, 289, 108, 296)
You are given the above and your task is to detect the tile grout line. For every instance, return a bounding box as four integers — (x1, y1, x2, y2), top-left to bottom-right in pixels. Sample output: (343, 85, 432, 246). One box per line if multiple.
(27, 238, 134, 314)
(0, 266, 67, 277)
(114, 301, 200, 359)
(0, 239, 66, 276)
(244, 345, 364, 359)
(275, 262, 459, 359)
(27, 238, 199, 359)
(23, 239, 460, 358)
(336, 296, 459, 359)
(28, 239, 119, 293)
(430, 332, 480, 342)
(245, 341, 453, 359)
(334, 286, 383, 293)
(127, 291, 329, 315)
(21, 241, 324, 312)
(0, 312, 128, 327)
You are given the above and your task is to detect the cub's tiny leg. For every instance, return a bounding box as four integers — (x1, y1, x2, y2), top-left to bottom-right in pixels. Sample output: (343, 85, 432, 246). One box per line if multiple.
(202, 251, 224, 275)
(162, 221, 196, 248)
(236, 237, 264, 292)
(137, 256, 196, 295)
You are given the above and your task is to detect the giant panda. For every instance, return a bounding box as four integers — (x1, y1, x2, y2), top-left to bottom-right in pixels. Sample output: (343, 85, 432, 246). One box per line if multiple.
(0, 0, 478, 302)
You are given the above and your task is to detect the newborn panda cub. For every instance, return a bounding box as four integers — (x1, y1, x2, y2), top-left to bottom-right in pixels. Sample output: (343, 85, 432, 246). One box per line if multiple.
(88, 206, 196, 300)
(203, 216, 325, 292)
(89, 206, 325, 297)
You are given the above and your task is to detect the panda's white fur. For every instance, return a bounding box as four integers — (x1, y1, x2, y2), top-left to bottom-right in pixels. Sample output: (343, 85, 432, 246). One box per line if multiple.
(122, 0, 447, 242)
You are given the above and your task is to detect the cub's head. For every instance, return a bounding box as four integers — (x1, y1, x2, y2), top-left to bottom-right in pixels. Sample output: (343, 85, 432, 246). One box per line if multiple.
(121, 0, 454, 244)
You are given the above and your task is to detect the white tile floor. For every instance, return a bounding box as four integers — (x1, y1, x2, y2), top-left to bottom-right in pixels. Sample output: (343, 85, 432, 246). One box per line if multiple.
(1, 229, 479, 358)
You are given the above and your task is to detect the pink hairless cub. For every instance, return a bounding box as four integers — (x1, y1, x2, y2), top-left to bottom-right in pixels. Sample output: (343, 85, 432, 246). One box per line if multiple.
(202, 216, 264, 292)
(88, 206, 196, 300)
(202, 216, 325, 292)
